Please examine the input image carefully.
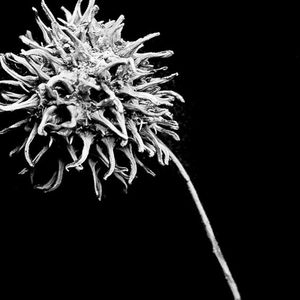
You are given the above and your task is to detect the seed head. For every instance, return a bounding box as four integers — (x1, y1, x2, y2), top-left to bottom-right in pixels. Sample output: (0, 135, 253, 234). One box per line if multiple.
(0, 0, 184, 200)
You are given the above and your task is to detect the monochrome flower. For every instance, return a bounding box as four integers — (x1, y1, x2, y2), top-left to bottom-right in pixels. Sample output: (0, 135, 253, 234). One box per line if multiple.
(0, 0, 184, 199)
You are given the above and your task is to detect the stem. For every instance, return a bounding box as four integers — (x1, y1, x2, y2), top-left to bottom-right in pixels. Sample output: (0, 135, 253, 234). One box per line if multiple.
(168, 149, 241, 300)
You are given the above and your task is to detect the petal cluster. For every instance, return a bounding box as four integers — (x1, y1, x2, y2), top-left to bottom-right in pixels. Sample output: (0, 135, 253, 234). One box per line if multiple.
(0, 0, 184, 200)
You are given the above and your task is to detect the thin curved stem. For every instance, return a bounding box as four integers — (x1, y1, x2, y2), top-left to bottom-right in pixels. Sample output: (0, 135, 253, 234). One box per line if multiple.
(168, 149, 241, 300)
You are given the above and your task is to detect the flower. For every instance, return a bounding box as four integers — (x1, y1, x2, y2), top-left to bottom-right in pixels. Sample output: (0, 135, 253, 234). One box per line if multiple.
(0, 0, 184, 200)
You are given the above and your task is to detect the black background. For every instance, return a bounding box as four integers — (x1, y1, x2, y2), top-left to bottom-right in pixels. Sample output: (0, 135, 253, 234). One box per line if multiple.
(0, 1, 258, 298)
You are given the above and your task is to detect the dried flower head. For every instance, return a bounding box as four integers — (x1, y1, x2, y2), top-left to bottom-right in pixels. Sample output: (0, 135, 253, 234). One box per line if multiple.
(0, 0, 184, 199)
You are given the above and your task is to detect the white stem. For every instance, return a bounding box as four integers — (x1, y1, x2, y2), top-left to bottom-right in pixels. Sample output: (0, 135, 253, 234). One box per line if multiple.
(168, 149, 241, 300)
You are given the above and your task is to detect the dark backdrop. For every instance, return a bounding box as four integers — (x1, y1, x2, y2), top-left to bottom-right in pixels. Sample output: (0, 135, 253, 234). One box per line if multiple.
(0, 1, 256, 298)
